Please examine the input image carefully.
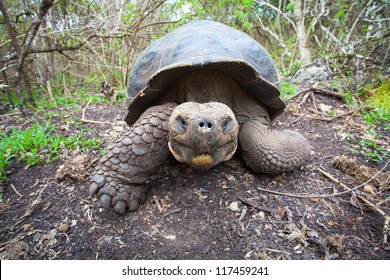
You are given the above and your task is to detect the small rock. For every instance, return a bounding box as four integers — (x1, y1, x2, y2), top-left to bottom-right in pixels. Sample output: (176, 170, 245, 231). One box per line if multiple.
(318, 103, 332, 113)
(58, 223, 70, 233)
(239, 207, 247, 221)
(227, 201, 240, 212)
(98, 235, 113, 246)
(293, 65, 328, 84)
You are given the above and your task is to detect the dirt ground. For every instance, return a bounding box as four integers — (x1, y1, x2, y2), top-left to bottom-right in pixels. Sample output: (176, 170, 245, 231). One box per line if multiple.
(1, 90, 389, 260)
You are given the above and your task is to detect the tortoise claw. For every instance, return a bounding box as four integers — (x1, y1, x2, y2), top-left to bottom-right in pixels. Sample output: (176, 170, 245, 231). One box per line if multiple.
(113, 200, 127, 215)
(99, 193, 112, 209)
(128, 199, 140, 212)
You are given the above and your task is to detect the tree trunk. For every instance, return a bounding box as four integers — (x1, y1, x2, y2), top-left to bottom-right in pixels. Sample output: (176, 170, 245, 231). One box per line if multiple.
(293, 0, 312, 64)
(1, 70, 15, 108)
(0, 0, 54, 109)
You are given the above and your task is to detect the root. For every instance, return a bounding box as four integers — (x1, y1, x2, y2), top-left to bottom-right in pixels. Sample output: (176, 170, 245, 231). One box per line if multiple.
(288, 87, 346, 103)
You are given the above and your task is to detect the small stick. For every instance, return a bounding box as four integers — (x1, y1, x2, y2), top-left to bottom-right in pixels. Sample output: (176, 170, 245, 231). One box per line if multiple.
(316, 168, 351, 191)
(299, 91, 312, 107)
(256, 162, 389, 199)
(286, 114, 306, 126)
(317, 166, 390, 246)
(153, 195, 163, 213)
(287, 87, 346, 103)
(237, 196, 275, 213)
(80, 99, 111, 125)
(10, 184, 24, 198)
(359, 136, 389, 148)
(0, 112, 22, 117)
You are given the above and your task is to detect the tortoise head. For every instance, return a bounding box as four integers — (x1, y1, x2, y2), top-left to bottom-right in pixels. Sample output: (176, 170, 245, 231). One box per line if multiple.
(168, 102, 239, 170)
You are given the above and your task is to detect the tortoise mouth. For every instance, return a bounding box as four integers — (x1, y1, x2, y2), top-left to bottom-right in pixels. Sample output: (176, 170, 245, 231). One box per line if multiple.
(168, 140, 237, 170)
(191, 153, 214, 169)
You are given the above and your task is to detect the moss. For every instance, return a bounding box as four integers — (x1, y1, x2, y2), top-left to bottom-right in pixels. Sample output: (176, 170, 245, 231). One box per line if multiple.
(365, 78, 390, 111)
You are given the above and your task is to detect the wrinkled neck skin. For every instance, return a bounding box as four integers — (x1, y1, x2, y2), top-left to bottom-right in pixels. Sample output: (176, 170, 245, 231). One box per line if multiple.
(159, 69, 270, 126)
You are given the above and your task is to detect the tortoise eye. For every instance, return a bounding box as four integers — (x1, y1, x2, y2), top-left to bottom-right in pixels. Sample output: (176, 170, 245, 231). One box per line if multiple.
(176, 116, 187, 132)
(222, 117, 233, 133)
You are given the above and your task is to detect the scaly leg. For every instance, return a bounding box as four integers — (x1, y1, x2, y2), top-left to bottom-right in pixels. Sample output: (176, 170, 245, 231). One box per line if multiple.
(89, 103, 177, 214)
(239, 120, 310, 174)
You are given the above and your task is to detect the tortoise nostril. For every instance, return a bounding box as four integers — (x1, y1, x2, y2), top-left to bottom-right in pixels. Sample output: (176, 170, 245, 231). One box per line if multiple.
(198, 119, 213, 130)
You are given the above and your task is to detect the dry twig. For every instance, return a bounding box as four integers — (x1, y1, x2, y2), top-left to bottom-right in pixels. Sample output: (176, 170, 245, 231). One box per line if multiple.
(237, 196, 275, 213)
(80, 99, 111, 125)
(289, 87, 346, 103)
(0, 112, 22, 117)
(317, 166, 390, 246)
(256, 161, 389, 199)
(10, 184, 23, 198)
(153, 195, 164, 213)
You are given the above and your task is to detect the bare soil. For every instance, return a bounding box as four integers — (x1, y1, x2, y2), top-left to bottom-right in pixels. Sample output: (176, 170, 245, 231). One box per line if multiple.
(1, 91, 389, 260)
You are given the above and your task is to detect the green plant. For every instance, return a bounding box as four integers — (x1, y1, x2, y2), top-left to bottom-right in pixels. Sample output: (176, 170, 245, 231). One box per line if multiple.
(347, 134, 389, 163)
(362, 108, 390, 127)
(281, 80, 297, 98)
(362, 78, 390, 111)
(0, 121, 103, 180)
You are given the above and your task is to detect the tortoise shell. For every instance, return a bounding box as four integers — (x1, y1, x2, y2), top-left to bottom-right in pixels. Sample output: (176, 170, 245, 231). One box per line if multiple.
(125, 20, 285, 125)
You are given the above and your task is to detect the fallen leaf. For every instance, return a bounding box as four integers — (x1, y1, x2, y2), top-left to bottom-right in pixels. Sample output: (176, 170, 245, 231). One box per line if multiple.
(363, 185, 376, 195)
(274, 207, 286, 219)
(327, 221, 341, 227)
(219, 181, 229, 189)
(264, 224, 272, 231)
(318, 103, 332, 113)
(242, 172, 255, 185)
(224, 174, 235, 181)
(324, 234, 345, 251)
(22, 224, 32, 231)
(60, 124, 69, 131)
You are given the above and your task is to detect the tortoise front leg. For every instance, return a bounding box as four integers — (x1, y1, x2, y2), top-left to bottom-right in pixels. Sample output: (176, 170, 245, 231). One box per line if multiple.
(89, 103, 177, 214)
(239, 120, 311, 174)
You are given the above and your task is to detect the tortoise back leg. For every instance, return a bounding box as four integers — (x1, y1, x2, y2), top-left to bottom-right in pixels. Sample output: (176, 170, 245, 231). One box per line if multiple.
(239, 120, 311, 174)
(89, 103, 177, 214)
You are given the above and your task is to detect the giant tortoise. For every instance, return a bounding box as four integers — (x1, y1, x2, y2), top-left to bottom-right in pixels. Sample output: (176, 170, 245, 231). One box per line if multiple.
(89, 20, 311, 214)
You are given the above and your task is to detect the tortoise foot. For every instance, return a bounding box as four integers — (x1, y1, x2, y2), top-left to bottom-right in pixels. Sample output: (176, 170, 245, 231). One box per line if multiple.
(89, 173, 147, 214)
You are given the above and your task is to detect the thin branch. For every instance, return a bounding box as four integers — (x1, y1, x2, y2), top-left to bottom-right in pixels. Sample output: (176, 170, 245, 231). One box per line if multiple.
(254, 0, 297, 31)
(80, 99, 112, 125)
(345, 0, 374, 42)
(10, 184, 24, 198)
(287, 87, 346, 102)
